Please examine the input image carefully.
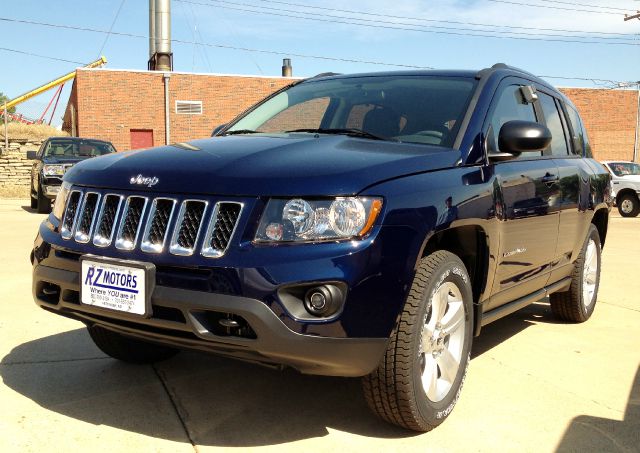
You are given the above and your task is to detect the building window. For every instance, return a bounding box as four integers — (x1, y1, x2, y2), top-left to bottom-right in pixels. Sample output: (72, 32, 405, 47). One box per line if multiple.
(175, 101, 203, 115)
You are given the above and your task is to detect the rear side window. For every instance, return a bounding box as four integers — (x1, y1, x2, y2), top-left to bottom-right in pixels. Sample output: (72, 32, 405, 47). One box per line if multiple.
(565, 105, 592, 157)
(488, 85, 539, 159)
(538, 93, 569, 157)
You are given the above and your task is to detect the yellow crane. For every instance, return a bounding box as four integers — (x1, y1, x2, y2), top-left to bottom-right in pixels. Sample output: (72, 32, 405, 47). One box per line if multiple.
(1, 56, 107, 113)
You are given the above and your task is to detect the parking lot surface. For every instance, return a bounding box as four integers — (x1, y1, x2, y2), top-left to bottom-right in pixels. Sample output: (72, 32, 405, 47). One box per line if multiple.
(0, 198, 638, 452)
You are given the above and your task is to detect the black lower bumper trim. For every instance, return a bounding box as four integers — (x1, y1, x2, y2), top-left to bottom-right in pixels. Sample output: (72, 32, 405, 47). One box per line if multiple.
(33, 264, 387, 377)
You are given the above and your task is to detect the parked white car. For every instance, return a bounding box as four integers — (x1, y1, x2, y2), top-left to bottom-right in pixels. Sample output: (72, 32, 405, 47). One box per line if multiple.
(602, 161, 640, 217)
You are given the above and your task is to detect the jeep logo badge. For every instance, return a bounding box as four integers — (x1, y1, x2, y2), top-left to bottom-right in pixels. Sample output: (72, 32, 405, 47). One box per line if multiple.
(129, 174, 159, 188)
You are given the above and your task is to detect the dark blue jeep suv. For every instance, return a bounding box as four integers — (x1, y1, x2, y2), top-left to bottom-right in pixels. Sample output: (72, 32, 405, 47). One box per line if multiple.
(31, 64, 610, 431)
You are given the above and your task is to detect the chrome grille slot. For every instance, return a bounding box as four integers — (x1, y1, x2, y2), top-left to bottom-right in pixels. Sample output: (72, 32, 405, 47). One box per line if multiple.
(61, 190, 82, 240)
(115, 196, 148, 251)
(170, 200, 207, 256)
(74, 192, 101, 243)
(202, 202, 243, 258)
(141, 198, 176, 253)
(93, 194, 123, 247)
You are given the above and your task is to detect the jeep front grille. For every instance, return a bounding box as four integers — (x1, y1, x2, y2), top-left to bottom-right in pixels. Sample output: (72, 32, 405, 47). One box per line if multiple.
(60, 190, 82, 240)
(60, 189, 242, 258)
(93, 194, 123, 247)
(74, 192, 100, 243)
(141, 198, 176, 253)
(202, 202, 243, 258)
(170, 200, 207, 256)
(115, 196, 148, 251)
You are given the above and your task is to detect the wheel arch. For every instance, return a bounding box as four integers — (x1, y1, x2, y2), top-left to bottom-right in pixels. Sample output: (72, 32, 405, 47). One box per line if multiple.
(591, 208, 609, 248)
(419, 225, 490, 337)
(615, 188, 638, 204)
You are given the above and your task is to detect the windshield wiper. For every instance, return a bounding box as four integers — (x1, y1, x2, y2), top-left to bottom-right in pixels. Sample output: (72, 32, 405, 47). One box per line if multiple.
(285, 128, 389, 141)
(221, 129, 261, 136)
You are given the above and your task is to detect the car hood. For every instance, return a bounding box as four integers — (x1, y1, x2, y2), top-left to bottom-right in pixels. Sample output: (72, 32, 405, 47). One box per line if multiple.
(614, 175, 640, 183)
(64, 134, 460, 196)
(42, 156, 86, 165)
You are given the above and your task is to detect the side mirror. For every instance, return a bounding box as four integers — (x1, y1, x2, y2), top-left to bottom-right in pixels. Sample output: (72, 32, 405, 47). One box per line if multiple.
(211, 123, 227, 137)
(26, 151, 38, 160)
(498, 120, 551, 155)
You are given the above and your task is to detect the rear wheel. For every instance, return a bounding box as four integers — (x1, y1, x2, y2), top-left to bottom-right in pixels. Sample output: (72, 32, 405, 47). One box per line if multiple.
(88, 325, 179, 364)
(617, 193, 639, 217)
(362, 251, 473, 432)
(549, 224, 601, 322)
(36, 184, 51, 214)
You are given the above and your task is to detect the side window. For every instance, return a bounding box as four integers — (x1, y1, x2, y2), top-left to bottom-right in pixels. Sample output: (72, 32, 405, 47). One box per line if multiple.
(488, 85, 540, 159)
(565, 104, 592, 156)
(37, 141, 46, 158)
(538, 93, 569, 157)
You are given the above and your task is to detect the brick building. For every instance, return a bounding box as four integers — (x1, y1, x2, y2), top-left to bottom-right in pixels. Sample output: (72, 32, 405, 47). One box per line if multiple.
(62, 68, 294, 151)
(63, 68, 639, 161)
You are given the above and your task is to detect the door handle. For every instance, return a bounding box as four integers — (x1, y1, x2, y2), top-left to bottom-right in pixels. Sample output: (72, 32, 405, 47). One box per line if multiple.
(541, 173, 559, 184)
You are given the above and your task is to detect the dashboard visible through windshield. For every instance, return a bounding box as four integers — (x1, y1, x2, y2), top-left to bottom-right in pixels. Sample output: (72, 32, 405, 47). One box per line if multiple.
(225, 75, 477, 148)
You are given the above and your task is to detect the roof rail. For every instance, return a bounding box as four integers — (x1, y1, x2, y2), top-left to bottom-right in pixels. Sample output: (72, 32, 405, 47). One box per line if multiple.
(307, 72, 342, 80)
(475, 63, 536, 80)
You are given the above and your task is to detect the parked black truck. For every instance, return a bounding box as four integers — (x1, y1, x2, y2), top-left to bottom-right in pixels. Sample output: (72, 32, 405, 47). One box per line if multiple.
(28, 137, 116, 213)
(31, 64, 611, 431)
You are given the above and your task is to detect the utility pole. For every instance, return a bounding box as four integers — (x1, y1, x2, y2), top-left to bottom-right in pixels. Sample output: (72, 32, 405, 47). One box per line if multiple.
(635, 82, 640, 163)
(624, 11, 640, 21)
(624, 13, 639, 161)
(3, 102, 7, 154)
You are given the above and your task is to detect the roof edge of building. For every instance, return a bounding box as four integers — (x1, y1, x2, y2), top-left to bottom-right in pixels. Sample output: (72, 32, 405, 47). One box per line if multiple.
(77, 67, 303, 80)
(558, 86, 638, 92)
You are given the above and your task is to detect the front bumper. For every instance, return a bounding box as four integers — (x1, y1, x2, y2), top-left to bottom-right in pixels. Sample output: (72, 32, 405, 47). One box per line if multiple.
(42, 184, 60, 198)
(33, 262, 387, 376)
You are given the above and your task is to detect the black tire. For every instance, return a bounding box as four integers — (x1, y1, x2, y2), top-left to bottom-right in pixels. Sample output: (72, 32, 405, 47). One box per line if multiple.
(362, 250, 474, 432)
(30, 188, 37, 209)
(617, 193, 639, 217)
(36, 184, 52, 214)
(549, 224, 601, 323)
(87, 325, 179, 364)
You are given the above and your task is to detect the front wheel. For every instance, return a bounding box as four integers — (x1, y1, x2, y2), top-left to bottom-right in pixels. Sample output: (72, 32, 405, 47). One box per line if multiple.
(362, 251, 474, 432)
(617, 193, 639, 217)
(36, 184, 52, 214)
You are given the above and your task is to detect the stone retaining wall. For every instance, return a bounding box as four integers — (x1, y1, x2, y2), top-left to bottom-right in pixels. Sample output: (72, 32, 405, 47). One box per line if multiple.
(0, 138, 40, 189)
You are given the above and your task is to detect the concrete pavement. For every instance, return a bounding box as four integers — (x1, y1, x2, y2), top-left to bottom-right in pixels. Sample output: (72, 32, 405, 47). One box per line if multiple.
(1, 198, 638, 452)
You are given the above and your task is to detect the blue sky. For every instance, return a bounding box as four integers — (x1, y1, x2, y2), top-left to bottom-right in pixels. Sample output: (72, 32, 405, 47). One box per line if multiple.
(2, 0, 639, 126)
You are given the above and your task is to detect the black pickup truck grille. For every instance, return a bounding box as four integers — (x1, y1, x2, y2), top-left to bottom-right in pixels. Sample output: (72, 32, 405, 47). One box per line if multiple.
(60, 189, 243, 258)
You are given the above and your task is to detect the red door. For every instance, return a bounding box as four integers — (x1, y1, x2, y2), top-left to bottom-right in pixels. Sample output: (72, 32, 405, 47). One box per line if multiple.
(130, 129, 154, 150)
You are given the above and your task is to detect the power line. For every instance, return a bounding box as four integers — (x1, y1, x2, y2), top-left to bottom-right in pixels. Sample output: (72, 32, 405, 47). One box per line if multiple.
(254, 0, 637, 37)
(98, 0, 127, 56)
(177, 0, 639, 45)
(0, 16, 434, 69)
(530, 0, 637, 13)
(0, 17, 633, 85)
(486, 0, 622, 15)
(0, 47, 85, 65)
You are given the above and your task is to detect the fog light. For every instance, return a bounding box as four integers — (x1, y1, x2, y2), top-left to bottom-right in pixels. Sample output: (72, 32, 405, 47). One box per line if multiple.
(309, 291, 327, 311)
(304, 285, 342, 317)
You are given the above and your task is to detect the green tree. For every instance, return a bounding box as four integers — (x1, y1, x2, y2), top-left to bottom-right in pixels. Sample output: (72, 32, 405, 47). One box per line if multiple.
(0, 92, 16, 114)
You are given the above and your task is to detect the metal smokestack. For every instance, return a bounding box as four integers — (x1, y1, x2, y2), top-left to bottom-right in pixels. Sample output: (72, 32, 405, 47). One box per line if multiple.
(148, 0, 173, 71)
(149, 0, 156, 59)
(282, 58, 292, 77)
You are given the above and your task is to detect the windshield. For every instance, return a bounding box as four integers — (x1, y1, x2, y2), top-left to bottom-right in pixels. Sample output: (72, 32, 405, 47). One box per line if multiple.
(44, 140, 115, 158)
(608, 162, 640, 177)
(226, 75, 477, 148)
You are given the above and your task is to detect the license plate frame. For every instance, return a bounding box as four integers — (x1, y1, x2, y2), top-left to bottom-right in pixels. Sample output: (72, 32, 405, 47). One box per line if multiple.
(80, 254, 156, 318)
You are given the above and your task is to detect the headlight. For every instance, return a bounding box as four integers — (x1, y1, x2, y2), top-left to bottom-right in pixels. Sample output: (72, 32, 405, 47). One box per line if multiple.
(255, 197, 383, 242)
(43, 164, 66, 176)
(52, 181, 71, 221)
